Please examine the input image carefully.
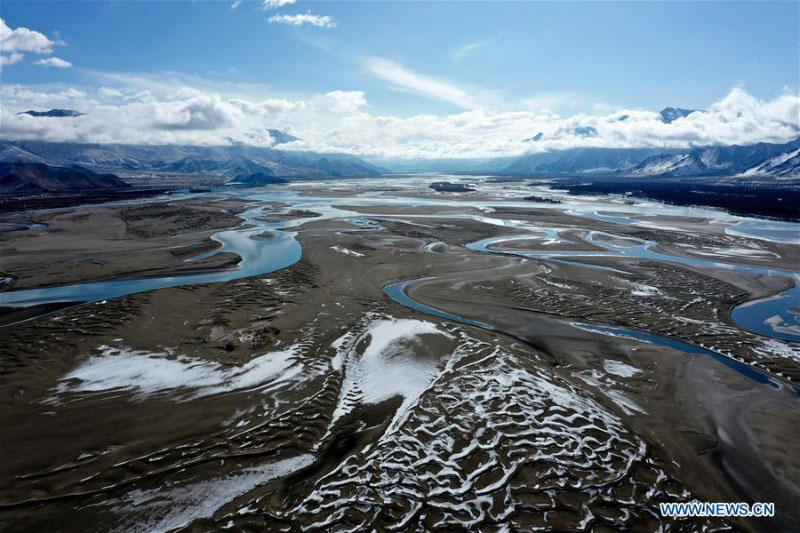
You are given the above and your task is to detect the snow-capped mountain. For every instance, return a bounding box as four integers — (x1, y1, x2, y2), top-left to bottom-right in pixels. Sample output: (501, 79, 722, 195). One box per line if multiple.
(265, 129, 300, 146)
(739, 147, 800, 178)
(658, 107, 697, 123)
(503, 147, 680, 175)
(0, 141, 384, 180)
(631, 138, 800, 177)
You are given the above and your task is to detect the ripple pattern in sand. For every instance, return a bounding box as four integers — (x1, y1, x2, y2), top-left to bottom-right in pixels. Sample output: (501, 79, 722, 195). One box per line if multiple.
(289, 340, 716, 531)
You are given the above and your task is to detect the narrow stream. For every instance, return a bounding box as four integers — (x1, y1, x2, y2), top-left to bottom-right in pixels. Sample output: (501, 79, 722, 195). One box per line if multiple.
(0, 204, 304, 309)
(468, 230, 800, 343)
(1, 184, 798, 347)
(383, 278, 800, 396)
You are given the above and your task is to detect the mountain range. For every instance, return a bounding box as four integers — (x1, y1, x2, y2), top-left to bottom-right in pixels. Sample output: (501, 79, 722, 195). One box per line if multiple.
(503, 147, 682, 176)
(0, 140, 384, 180)
(1, 136, 798, 182)
(376, 138, 800, 178)
(630, 138, 800, 178)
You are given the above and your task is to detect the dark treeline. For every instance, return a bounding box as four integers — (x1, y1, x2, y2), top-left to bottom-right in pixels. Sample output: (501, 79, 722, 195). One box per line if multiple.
(430, 182, 476, 192)
(0, 188, 169, 213)
(551, 178, 800, 221)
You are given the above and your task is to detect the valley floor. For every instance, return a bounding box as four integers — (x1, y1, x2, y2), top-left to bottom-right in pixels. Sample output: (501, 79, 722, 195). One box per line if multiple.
(0, 176, 799, 532)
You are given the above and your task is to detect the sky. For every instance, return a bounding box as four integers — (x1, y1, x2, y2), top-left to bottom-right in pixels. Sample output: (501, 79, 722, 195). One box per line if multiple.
(1, 0, 798, 159)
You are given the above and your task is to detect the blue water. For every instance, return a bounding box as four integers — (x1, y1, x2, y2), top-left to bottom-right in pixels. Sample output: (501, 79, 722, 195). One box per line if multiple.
(731, 289, 800, 343)
(384, 280, 489, 329)
(1, 180, 798, 344)
(574, 323, 799, 395)
(0, 222, 47, 231)
(0, 231, 301, 308)
(0, 203, 304, 309)
(563, 205, 800, 244)
(468, 231, 800, 343)
(725, 219, 800, 245)
(383, 275, 800, 396)
(0, 195, 373, 312)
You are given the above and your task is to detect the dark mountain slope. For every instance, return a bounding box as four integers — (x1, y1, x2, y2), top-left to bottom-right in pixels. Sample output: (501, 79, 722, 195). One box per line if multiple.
(631, 138, 800, 177)
(504, 147, 680, 175)
(0, 163, 130, 194)
(17, 109, 85, 118)
(0, 141, 384, 179)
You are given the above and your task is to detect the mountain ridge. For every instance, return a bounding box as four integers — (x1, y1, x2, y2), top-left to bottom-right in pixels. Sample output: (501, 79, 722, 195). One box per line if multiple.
(0, 162, 130, 194)
(17, 109, 85, 118)
(2, 137, 798, 180)
(0, 140, 384, 180)
(630, 138, 800, 178)
(373, 138, 800, 178)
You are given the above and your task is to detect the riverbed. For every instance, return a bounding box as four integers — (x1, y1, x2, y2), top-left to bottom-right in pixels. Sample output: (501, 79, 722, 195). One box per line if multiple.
(1, 175, 799, 531)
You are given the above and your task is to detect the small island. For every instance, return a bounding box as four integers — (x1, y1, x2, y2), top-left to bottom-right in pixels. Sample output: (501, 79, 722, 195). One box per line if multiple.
(523, 195, 562, 204)
(429, 181, 475, 193)
(230, 173, 290, 187)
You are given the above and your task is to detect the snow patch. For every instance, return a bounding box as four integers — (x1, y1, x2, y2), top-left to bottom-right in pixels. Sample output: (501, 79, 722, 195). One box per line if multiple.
(576, 369, 645, 415)
(752, 339, 800, 363)
(52, 344, 302, 401)
(603, 360, 641, 378)
(110, 454, 314, 533)
(631, 284, 662, 297)
(330, 245, 364, 257)
(331, 317, 452, 433)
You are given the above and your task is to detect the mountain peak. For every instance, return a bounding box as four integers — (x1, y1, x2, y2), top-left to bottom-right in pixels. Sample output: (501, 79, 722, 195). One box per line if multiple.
(18, 109, 85, 118)
(266, 129, 301, 146)
(659, 107, 696, 124)
(573, 126, 598, 137)
(522, 132, 544, 143)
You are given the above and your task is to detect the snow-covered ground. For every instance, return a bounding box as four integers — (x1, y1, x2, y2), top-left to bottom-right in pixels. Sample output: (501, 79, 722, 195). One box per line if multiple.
(51, 344, 304, 401)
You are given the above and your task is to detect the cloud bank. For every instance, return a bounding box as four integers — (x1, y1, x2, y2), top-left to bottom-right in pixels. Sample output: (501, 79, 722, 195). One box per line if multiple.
(1, 74, 797, 159)
(268, 13, 337, 28)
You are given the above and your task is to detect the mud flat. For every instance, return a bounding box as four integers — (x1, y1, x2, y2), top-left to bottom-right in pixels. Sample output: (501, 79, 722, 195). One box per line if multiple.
(1, 178, 799, 532)
(0, 197, 247, 291)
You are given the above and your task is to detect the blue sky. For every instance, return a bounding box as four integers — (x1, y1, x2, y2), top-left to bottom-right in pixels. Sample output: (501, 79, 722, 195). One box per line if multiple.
(1, 1, 798, 158)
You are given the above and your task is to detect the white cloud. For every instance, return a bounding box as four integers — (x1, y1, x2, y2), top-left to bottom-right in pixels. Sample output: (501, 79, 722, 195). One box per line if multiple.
(153, 95, 240, 131)
(261, 0, 296, 8)
(87, 70, 272, 102)
(268, 13, 337, 28)
(97, 86, 124, 98)
(0, 18, 60, 54)
(1, 18, 68, 69)
(230, 0, 242, 9)
(322, 90, 366, 113)
(453, 42, 483, 62)
(1, 78, 797, 160)
(365, 57, 480, 110)
(0, 51, 23, 67)
(453, 31, 503, 62)
(230, 97, 306, 114)
(34, 56, 72, 68)
(520, 91, 613, 115)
